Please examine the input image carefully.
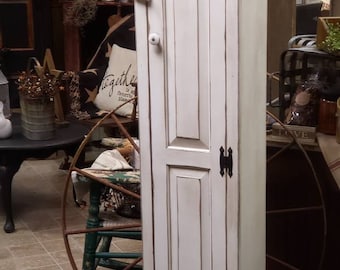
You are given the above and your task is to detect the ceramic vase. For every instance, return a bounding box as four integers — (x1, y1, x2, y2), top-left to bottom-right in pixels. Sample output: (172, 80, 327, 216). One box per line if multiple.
(0, 101, 12, 139)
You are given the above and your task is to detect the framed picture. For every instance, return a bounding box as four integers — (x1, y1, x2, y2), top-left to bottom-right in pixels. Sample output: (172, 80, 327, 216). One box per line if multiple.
(0, 0, 34, 49)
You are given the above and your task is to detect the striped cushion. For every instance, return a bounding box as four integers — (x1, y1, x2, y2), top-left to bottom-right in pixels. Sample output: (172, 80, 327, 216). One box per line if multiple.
(288, 35, 316, 48)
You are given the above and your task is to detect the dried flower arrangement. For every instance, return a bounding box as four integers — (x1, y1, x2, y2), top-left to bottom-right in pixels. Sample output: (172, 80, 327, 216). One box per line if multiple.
(64, 0, 98, 27)
(17, 71, 66, 99)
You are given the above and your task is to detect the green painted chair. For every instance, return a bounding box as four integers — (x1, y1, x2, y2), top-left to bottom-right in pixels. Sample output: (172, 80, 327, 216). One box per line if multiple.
(62, 103, 142, 270)
(81, 170, 142, 270)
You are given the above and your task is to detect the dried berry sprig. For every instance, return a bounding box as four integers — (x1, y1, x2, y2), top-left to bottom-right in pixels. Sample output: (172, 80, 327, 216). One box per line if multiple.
(17, 70, 65, 99)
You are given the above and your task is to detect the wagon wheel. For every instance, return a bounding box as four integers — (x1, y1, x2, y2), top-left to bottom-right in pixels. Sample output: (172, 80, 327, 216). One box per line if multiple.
(61, 98, 141, 270)
(266, 111, 327, 270)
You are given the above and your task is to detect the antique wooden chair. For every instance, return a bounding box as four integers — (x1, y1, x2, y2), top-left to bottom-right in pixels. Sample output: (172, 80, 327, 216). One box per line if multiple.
(61, 13, 143, 269)
(61, 102, 142, 270)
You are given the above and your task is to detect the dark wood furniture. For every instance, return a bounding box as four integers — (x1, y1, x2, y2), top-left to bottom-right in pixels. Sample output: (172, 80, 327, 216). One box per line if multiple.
(0, 0, 55, 108)
(0, 113, 90, 233)
(60, 0, 134, 71)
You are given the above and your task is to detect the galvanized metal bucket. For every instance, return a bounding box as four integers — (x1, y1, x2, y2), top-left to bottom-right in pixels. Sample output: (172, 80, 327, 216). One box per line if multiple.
(20, 94, 55, 140)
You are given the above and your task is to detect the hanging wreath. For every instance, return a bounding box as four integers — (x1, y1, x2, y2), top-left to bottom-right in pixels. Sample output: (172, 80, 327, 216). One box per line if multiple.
(63, 0, 98, 27)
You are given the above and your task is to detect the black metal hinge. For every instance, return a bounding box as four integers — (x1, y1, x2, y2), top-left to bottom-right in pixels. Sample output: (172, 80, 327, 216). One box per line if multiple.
(219, 146, 233, 177)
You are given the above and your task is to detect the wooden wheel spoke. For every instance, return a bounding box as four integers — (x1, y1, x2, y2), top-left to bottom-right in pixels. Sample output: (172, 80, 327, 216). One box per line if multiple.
(266, 205, 323, 214)
(64, 223, 142, 236)
(266, 111, 327, 270)
(267, 254, 301, 270)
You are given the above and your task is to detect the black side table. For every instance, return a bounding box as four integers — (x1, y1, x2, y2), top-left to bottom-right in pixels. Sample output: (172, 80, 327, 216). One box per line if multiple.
(0, 113, 90, 233)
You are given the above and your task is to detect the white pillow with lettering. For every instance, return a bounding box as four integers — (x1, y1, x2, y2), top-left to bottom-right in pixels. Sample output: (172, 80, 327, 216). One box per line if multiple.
(94, 44, 137, 117)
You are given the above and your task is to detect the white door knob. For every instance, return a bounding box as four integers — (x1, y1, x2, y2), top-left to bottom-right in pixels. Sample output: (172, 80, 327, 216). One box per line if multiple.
(148, 33, 160, 45)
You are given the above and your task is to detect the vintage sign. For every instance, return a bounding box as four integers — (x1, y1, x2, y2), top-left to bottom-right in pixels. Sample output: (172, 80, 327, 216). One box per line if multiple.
(271, 123, 316, 143)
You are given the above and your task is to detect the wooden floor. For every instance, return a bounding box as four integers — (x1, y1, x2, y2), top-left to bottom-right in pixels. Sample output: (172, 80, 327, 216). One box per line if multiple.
(266, 147, 340, 270)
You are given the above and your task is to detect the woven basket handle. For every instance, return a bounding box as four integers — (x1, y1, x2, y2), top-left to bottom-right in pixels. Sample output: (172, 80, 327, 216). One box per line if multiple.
(26, 57, 42, 75)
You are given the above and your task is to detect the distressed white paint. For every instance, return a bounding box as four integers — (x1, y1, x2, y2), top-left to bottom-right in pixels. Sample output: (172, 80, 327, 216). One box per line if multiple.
(238, 1, 267, 269)
(166, 0, 209, 146)
(135, 0, 267, 269)
(169, 169, 210, 269)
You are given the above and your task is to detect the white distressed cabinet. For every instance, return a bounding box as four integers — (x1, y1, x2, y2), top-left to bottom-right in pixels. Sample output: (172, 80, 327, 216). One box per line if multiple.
(135, 0, 267, 269)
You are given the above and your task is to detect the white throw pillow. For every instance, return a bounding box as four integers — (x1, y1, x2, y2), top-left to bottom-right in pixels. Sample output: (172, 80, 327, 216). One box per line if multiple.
(90, 149, 132, 170)
(94, 44, 137, 117)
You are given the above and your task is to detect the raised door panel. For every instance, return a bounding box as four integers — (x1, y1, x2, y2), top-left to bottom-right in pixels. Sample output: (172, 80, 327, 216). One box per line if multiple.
(166, 0, 209, 147)
(169, 168, 211, 270)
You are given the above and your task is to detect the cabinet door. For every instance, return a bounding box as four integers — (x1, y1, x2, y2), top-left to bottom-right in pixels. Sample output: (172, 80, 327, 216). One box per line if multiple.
(136, 0, 238, 269)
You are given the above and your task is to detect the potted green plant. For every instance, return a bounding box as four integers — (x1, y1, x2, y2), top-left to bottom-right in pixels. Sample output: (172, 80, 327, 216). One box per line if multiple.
(321, 22, 340, 56)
